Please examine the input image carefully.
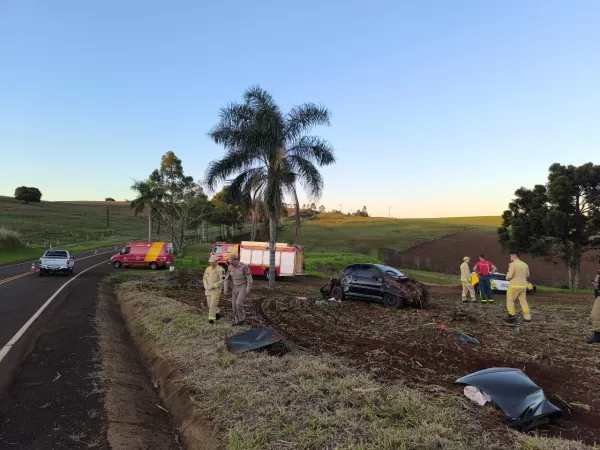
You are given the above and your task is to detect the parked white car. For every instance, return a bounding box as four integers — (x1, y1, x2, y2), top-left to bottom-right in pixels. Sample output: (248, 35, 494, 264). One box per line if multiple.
(39, 249, 75, 276)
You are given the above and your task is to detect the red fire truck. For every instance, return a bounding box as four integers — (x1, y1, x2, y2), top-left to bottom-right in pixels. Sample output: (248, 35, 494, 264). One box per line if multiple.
(210, 241, 305, 280)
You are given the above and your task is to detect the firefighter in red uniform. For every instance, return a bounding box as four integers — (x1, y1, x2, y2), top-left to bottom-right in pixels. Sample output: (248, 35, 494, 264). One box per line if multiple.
(473, 255, 497, 303)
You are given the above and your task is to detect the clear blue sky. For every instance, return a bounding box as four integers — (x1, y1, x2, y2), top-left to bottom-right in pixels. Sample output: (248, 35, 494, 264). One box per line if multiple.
(0, 0, 598, 218)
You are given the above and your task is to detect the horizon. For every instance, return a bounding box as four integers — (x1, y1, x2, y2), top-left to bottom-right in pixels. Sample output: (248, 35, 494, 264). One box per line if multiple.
(1, 1, 598, 217)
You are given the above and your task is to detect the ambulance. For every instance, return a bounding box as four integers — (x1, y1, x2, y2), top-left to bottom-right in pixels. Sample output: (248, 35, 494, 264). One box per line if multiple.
(471, 271, 536, 294)
(210, 240, 305, 280)
(111, 241, 174, 270)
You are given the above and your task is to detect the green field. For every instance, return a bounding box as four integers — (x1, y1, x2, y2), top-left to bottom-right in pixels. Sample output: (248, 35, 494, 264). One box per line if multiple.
(0, 196, 150, 263)
(278, 212, 497, 254)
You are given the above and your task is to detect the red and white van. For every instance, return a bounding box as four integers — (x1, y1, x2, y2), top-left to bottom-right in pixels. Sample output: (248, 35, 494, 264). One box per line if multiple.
(111, 241, 174, 270)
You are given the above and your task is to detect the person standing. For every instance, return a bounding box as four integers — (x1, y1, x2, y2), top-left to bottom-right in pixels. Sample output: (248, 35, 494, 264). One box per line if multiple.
(473, 255, 497, 303)
(223, 254, 253, 326)
(460, 256, 476, 303)
(504, 252, 531, 323)
(588, 270, 600, 344)
(203, 255, 225, 324)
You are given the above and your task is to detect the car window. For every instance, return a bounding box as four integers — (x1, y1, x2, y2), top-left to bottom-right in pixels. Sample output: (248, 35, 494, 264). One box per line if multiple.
(355, 266, 380, 278)
(44, 250, 68, 258)
(379, 265, 405, 278)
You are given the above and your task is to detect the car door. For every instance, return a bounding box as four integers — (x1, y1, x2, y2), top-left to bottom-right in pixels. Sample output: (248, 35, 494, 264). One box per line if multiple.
(362, 266, 385, 300)
(341, 266, 368, 298)
(350, 266, 381, 299)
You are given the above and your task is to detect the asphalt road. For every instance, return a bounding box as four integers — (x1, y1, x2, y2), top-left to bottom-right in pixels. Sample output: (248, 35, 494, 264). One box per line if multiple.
(0, 252, 115, 448)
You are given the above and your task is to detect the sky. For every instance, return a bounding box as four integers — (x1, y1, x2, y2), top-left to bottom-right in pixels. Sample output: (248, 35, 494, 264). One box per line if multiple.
(0, 0, 598, 218)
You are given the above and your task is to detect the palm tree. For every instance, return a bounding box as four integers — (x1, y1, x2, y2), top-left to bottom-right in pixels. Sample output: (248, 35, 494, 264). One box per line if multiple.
(205, 85, 336, 287)
(130, 179, 160, 241)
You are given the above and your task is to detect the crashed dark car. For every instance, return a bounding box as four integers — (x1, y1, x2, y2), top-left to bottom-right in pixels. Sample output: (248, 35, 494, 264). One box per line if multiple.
(320, 263, 429, 309)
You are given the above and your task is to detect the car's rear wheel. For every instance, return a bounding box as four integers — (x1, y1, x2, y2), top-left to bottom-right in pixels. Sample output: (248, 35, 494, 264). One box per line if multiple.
(384, 293, 404, 309)
(113, 261, 122, 269)
(149, 262, 158, 270)
(331, 286, 343, 301)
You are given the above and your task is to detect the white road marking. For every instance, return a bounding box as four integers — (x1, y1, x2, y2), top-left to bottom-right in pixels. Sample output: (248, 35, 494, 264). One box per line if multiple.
(0, 259, 110, 364)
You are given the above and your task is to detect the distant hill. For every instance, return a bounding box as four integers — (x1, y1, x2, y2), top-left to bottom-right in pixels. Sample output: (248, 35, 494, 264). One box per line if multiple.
(0, 195, 147, 248)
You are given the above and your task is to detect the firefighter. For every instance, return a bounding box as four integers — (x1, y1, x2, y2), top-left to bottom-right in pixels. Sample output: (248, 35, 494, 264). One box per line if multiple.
(473, 255, 497, 303)
(504, 252, 531, 323)
(588, 270, 600, 344)
(203, 255, 225, 324)
(460, 256, 476, 302)
(223, 254, 253, 326)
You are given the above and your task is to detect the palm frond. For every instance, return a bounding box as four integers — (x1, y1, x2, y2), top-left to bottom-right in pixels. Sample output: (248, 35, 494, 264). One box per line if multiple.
(285, 103, 331, 141)
(286, 155, 324, 199)
(286, 135, 336, 166)
(204, 148, 261, 191)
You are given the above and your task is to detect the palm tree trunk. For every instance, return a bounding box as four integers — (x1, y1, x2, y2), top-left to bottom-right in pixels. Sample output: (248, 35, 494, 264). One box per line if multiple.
(148, 207, 152, 241)
(293, 190, 301, 244)
(268, 211, 277, 288)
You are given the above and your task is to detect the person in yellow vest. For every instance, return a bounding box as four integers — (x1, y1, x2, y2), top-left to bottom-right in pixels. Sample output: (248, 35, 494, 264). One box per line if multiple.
(203, 255, 225, 324)
(460, 256, 476, 302)
(588, 270, 600, 344)
(504, 252, 531, 323)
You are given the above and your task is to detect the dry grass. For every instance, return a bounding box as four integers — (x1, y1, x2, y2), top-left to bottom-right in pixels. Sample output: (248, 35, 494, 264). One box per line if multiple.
(114, 277, 594, 450)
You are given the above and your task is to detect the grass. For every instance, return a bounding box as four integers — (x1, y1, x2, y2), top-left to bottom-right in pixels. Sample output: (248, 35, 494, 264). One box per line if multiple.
(113, 276, 595, 449)
(114, 279, 505, 449)
(0, 195, 148, 248)
(278, 213, 498, 255)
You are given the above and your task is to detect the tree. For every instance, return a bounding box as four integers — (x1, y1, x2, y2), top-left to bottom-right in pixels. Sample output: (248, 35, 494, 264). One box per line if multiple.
(105, 197, 115, 202)
(14, 186, 42, 204)
(498, 162, 600, 289)
(131, 178, 160, 241)
(206, 85, 335, 287)
(318, 205, 325, 212)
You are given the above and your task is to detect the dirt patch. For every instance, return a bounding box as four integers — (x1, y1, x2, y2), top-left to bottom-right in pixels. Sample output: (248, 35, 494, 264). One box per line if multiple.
(97, 285, 181, 449)
(396, 228, 600, 288)
(113, 286, 223, 450)
(256, 285, 600, 446)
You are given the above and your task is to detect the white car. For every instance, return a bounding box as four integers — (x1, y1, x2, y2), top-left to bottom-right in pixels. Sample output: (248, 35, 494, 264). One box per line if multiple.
(39, 249, 75, 276)
(471, 271, 536, 294)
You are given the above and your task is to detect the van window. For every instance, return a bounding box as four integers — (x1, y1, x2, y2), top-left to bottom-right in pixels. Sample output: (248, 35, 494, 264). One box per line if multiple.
(122, 247, 131, 255)
(213, 246, 222, 255)
(226, 245, 234, 253)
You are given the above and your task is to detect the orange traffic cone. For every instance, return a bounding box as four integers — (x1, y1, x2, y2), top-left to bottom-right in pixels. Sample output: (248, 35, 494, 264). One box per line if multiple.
(30, 262, 36, 273)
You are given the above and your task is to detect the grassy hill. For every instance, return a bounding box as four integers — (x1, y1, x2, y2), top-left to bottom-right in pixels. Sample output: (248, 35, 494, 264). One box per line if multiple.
(278, 213, 500, 254)
(0, 196, 150, 263)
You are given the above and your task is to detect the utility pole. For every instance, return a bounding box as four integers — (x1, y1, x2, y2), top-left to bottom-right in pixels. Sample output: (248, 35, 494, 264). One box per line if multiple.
(340, 203, 342, 213)
(106, 204, 110, 227)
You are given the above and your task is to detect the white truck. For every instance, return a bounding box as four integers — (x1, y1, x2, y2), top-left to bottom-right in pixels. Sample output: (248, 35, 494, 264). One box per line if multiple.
(39, 249, 75, 276)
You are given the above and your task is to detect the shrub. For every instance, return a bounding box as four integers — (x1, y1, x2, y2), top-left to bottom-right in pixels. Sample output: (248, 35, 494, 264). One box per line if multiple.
(14, 186, 42, 203)
(0, 228, 26, 249)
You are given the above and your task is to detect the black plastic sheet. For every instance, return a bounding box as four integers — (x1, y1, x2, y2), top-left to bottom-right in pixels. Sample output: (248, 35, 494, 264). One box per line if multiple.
(456, 367, 562, 430)
(225, 328, 284, 353)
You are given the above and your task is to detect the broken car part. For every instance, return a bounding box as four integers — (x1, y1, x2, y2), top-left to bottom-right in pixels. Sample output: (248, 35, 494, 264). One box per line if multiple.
(456, 368, 561, 430)
(225, 328, 284, 354)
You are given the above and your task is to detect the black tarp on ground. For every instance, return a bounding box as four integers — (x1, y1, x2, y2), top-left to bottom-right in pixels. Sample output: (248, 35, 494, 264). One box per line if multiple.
(225, 328, 284, 353)
(456, 367, 562, 430)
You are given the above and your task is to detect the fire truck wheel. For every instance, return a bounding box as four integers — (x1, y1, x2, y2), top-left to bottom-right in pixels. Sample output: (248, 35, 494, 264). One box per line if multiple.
(384, 293, 404, 309)
(149, 262, 158, 270)
(113, 261, 122, 269)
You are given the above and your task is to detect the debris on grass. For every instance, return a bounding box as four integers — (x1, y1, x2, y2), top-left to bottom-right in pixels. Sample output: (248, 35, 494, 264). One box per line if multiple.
(456, 368, 562, 431)
(225, 328, 284, 354)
